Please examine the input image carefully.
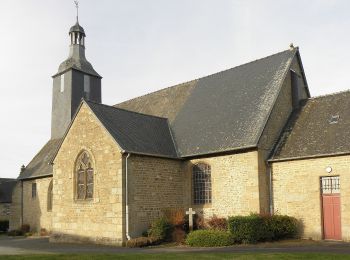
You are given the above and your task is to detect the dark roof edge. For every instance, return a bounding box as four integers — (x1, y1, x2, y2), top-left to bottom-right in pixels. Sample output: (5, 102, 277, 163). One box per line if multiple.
(52, 68, 102, 79)
(255, 48, 298, 146)
(18, 174, 53, 181)
(268, 151, 350, 163)
(166, 119, 179, 157)
(182, 145, 257, 159)
(295, 49, 311, 98)
(89, 100, 169, 120)
(120, 150, 180, 160)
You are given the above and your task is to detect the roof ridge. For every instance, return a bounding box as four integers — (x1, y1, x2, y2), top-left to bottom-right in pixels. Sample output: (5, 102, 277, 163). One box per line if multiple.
(115, 48, 296, 106)
(309, 89, 350, 100)
(86, 100, 169, 121)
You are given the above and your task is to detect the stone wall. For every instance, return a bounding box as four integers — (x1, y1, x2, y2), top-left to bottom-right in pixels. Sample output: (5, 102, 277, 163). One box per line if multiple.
(52, 103, 124, 246)
(9, 182, 21, 230)
(272, 155, 350, 240)
(128, 155, 186, 237)
(8, 178, 53, 233)
(188, 151, 263, 218)
(0, 203, 11, 221)
(22, 177, 53, 233)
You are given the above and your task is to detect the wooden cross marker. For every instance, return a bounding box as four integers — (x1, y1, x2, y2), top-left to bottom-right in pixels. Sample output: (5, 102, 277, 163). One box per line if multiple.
(186, 207, 196, 231)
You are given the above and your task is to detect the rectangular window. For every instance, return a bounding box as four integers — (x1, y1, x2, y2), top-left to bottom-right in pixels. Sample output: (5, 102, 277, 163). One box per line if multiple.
(60, 73, 65, 93)
(84, 75, 90, 99)
(193, 164, 212, 204)
(32, 183, 37, 199)
(321, 176, 340, 194)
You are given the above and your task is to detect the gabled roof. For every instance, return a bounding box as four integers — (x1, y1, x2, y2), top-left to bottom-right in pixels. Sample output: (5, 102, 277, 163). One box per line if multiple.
(116, 48, 298, 157)
(19, 139, 62, 180)
(86, 101, 178, 158)
(271, 91, 350, 161)
(0, 178, 17, 203)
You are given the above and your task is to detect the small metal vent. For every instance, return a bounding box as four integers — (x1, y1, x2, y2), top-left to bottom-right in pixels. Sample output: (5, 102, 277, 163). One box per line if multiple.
(329, 115, 340, 124)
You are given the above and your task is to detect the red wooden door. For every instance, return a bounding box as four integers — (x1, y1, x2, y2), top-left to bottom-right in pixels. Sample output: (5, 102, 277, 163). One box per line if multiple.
(322, 194, 341, 240)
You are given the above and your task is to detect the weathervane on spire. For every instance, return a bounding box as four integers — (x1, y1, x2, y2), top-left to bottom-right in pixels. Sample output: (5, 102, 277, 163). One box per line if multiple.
(74, 0, 79, 23)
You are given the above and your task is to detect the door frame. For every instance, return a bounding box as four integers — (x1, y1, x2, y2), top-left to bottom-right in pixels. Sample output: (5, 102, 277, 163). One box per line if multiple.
(320, 176, 342, 240)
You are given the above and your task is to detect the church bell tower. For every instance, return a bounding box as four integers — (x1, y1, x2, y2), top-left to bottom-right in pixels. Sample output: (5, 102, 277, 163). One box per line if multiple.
(51, 17, 102, 139)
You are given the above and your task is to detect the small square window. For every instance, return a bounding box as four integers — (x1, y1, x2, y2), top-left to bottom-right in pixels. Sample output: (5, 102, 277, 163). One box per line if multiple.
(32, 183, 37, 199)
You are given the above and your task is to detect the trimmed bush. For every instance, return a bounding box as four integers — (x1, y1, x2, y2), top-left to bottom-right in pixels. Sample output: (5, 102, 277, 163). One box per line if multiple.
(186, 230, 234, 247)
(268, 215, 299, 240)
(0, 220, 9, 232)
(228, 214, 299, 244)
(148, 217, 173, 241)
(228, 215, 267, 243)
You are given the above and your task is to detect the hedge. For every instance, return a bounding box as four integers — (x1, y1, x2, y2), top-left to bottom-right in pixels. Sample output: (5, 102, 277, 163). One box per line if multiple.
(228, 214, 299, 243)
(186, 230, 234, 247)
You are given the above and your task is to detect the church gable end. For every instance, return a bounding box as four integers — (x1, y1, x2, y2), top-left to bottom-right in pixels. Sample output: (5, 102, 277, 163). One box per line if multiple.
(52, 102, 124, 245)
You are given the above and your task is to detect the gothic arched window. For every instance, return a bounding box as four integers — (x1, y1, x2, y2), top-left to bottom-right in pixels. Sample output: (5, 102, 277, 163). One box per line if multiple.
(47, 180, 53, 212)
(75, 151, 94, 200)
(193, 163, 212, 204)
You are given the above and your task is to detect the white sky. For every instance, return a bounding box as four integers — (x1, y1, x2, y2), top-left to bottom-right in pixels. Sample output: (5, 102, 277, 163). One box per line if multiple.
(1, 0, 350, 178)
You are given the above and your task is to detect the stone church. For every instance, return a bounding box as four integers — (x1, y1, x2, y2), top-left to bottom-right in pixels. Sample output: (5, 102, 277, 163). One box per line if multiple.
(8, 18, 350, 245)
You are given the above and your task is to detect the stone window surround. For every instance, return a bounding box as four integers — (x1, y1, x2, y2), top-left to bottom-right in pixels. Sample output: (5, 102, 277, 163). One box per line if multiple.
(73, 150, 96, 202)
(192, 162, 212, 206)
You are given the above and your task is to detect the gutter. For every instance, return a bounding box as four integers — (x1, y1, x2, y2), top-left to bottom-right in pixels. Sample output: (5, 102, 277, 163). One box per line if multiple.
(125, 153, 131, 240)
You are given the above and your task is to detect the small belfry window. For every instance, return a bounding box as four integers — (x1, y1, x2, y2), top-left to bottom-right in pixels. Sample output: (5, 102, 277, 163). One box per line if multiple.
(193, 163, 212, 204)
(32, 183, 37, 199)
(83, 75, 90, 99)
(75, 151, 94, 200)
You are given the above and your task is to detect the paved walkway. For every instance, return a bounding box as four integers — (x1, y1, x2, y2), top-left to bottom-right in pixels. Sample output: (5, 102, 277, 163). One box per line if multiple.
(1, 236, 350, 255)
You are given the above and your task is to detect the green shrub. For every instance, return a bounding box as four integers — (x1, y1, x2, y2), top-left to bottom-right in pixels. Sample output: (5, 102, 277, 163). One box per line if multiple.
(268, 215, 299, 240)
(228, 214, 267, 243)
(0, 220, 9, 232)
(148, 217, 173, 241)
(186, 230, 234, 247)
(228, 214, 299, 244)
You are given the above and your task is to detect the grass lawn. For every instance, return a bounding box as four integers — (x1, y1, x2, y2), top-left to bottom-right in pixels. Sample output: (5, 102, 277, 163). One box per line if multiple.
(1, 253, 350, 260)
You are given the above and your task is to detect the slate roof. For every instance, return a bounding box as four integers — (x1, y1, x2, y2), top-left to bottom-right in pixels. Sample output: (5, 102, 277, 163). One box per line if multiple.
(24, 48, 300, 179)
(86, 101, 178, 158)
(0, 178, 17, 203)
(69, 21, 86, 36)
(116, 48, 298, 157)
(271, 91, 350, 161)
(19, 139, 62, 180)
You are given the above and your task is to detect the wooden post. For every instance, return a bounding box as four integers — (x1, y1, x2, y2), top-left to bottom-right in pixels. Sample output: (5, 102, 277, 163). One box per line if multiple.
(186, 207, 196, 231)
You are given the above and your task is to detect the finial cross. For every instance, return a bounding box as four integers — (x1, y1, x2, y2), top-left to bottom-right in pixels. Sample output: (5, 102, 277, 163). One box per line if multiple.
(74, 0, 79, 22)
